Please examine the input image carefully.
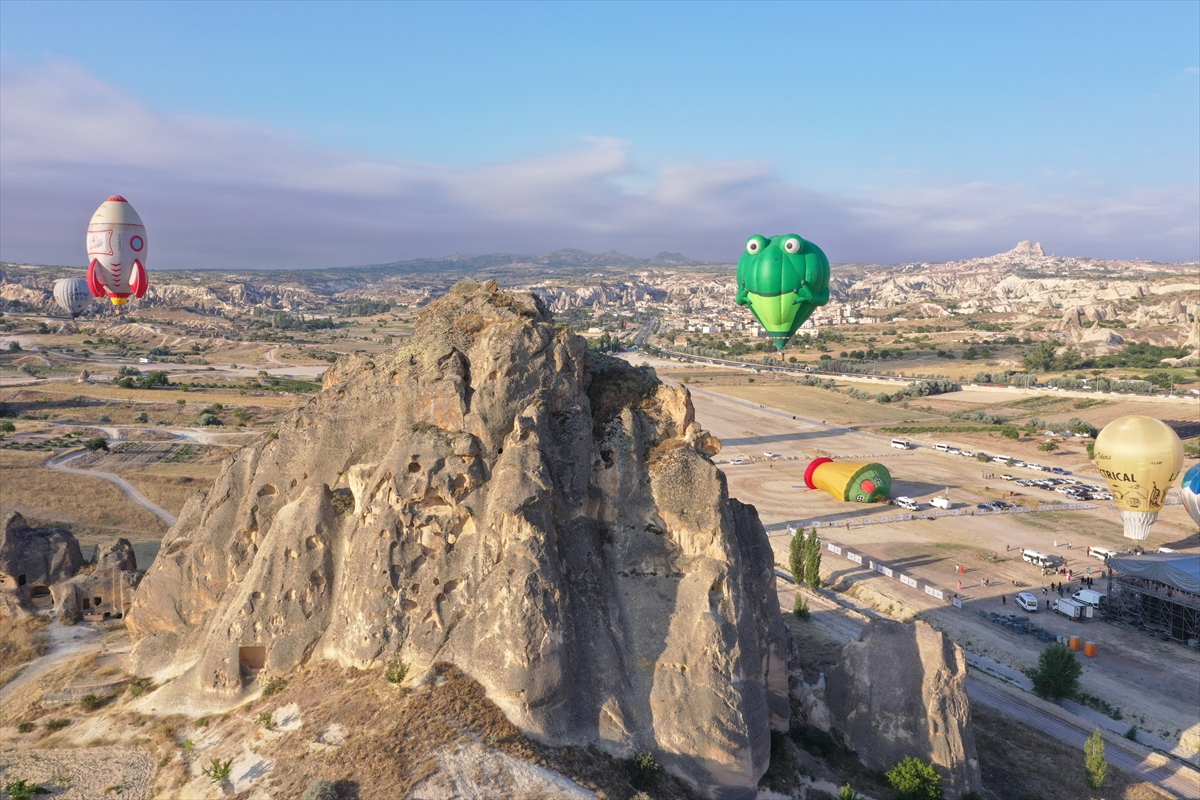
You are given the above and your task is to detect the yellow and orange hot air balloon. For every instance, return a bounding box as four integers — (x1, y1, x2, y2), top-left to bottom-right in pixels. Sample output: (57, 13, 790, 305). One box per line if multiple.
(1093, 415, 1184, 540)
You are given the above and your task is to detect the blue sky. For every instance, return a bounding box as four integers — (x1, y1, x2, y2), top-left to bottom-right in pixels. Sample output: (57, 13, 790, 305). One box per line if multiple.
(1, 1, 1197, 269)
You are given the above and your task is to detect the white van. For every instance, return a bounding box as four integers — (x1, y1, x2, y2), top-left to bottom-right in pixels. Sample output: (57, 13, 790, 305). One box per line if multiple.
(934, 443, 950, 452)
(1016, 592, 1039, 612)
(891, 439, 912, 450)
(930, 496, 952, 510)
(1073, 589, 1106, 609)
(1021, 549, 1060, 568)
(895, 497, 920, 511)
(1087, 546, 1117, 562)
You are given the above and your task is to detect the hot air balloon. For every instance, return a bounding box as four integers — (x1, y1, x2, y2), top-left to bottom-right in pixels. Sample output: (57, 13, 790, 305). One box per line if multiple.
(735, 233, 830, 355)
(1094, 416, 1184, 540)
(804, 458, 892, 503)
(1181, 463, 1200, 529)
(86, 195, 148, 308)
(53, 278, 92, 318)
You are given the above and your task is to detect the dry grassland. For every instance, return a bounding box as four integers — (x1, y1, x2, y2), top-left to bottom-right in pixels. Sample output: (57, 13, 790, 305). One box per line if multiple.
(698, 380, 939, 425)
(0, 450, 167, 536)
(0, 616, 50, 688)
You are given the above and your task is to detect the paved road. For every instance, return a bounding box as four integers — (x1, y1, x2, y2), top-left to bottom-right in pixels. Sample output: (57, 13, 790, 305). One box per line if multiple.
(789, 579, 1200, 798)
(46, 449, 177, 526)
(967, 681, 1200, 798)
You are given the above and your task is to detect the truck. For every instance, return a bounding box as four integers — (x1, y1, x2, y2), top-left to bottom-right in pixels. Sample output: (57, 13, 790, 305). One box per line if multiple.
(1054, 597, 1089, 620)
(1072, 589, 1106, 609)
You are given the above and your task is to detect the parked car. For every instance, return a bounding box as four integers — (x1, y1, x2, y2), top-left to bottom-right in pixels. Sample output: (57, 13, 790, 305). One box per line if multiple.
(763, 451, 780, 458)
(729, 458, 747, 465)
(976, 502, 996, 511)
(1000, 474, 1015, 481)
(1050, 467, 1069, 475)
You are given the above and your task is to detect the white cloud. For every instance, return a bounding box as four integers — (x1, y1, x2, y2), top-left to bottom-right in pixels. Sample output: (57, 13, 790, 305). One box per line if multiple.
(1, 60, 1196, 270)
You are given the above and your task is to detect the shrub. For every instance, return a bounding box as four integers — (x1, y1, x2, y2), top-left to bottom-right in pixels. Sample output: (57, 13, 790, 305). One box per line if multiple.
(0, 421, 14, 432)
(79, 693, 101, 711)
(1085, 728, 1107, 790)
(176, 398, 186, 406)
(975, 452, 990, 462)
(127, 676, 154, 697)
(199, 413, 223, 426)
(133, 411, 148, 423)
(793, 594, 810, 620)
(261, 676, 288, 697)
(193, 716, 210, 728)
(385, 656, 409, 684)
(254, 711, 273, 728)
(4, 779, 49, 800)
(1038, 442, 1058, 452)
(628, 751, 659, 790)
(837, 785, 864, 800)
(181, 738, 194, 754)
(1124, 724, 1139, 741)
(17, 721, 35, 733)
(300, 780, 338, 800)
(202, 757, 233, 784)
(886, 756, 944, 800)
(1029, 643, 1081, 702)
(83, 437, 109, 452)
(44, 718, 70, 731)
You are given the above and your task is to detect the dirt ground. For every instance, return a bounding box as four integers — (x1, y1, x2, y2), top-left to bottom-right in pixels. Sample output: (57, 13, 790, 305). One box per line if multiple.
(656, 375, 1200, 756)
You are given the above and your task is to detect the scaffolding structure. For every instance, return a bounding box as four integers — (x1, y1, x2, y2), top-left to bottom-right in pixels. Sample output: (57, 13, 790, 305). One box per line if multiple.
(1106, 571, 1200, 645)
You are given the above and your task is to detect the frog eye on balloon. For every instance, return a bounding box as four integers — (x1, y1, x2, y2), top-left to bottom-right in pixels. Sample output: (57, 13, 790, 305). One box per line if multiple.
(746, 236, 767, 255)
(784, 237, 803, 254)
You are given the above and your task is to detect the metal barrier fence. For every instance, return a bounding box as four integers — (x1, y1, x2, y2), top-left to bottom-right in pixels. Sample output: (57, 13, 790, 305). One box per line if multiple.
(818, 537, 949, 605)
(805, 501, 1111, 529)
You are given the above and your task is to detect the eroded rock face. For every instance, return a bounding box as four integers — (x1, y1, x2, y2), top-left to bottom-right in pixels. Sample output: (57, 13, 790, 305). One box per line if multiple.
(826, 619, 982, 799)
(0, 512, 84, 604)
(127, 280, 788, 797)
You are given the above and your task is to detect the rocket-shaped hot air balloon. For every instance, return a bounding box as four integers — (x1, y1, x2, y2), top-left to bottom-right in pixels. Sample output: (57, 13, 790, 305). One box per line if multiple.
(86, 196, 148, 307)
(804, 458, 892, 503)
(735, 233, 830, 354)
(1094, 415, 1184, 540)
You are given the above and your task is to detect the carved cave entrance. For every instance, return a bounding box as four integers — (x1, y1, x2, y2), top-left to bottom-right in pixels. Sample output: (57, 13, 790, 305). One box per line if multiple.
(239, 645, 267, 676)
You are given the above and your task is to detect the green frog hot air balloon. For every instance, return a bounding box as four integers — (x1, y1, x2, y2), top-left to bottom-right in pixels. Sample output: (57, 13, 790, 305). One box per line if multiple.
(735, 233, 830, 354)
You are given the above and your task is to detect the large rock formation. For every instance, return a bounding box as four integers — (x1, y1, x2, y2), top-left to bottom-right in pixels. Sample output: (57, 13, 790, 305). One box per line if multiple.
(826, 619, 982, 799)
(0, 512, 84, 610)
(127, 280, 789, 797)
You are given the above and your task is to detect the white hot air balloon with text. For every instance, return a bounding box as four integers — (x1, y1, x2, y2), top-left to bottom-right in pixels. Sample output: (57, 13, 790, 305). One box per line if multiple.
(86, 195, 149, 308)
(53, 278, 92, 318)
(1093, 416, 1184, 540)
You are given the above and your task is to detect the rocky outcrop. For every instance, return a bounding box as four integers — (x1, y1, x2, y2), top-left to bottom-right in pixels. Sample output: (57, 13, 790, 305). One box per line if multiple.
(93, 538, 138, 572)
(0, 512, 84, 608)
(127, 280, 788, 798)
(826, 619, 982, 799)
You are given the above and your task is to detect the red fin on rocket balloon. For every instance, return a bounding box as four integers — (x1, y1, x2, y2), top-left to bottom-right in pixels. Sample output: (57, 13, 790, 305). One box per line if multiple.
(86, 259, 107, 297)
(131, 259, 148, 298)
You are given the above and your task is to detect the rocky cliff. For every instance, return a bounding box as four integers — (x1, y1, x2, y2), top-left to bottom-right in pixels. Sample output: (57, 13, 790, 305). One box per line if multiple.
(127, 279, 789, 797)
(826, 619, 982, 799)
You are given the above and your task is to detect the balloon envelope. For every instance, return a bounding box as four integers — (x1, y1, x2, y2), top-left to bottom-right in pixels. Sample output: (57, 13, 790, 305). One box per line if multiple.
(1094, 415, 1184, 540)
(1182, 463, 1200, 528)
(53, 278, 92, 317)
(735, 234, 830, 351)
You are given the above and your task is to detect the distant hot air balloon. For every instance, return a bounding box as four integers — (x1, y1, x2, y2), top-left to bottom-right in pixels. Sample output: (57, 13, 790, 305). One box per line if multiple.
(804, 458, 892, 503)
(1181, 463, 1200, 529)
(1094, 416, 1184, 540)
(735, 233, 830, 355)
(53, 278, 92, 318)
(86, 195, 148, 308)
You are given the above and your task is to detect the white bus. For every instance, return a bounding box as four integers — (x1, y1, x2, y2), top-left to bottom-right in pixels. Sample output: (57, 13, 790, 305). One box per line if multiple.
(891, 439, 912, 450)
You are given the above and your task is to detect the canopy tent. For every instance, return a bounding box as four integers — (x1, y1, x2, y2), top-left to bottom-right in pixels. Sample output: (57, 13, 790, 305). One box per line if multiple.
(1107, 553, 1200, 594)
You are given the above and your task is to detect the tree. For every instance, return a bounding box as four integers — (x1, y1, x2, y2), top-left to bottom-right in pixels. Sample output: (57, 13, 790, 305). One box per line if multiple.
(1056, 346, 1083, 371)
(1038, 442, 1058, 452)
(886, 757, 944, 800)
(1029, 643, 1081, 701)
(1000, 425, 1019, 440)
(83, 437, 109, 452)
(1085, 728, 1107, 790)
(789, 530, 805, 585)
(1023, 341, 1059, 372)
(804, 529, 822, 589)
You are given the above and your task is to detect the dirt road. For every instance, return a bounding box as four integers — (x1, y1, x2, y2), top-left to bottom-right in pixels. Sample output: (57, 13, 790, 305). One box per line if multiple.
(46, 449, 177, 526)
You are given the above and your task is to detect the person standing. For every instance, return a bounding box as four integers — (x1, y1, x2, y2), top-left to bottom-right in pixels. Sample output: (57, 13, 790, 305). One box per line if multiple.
(1002, 595, 1006, 605)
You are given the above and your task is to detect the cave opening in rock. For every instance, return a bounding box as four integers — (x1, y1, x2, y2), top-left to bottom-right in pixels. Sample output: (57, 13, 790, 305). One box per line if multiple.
(239, 645, 266, 673)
